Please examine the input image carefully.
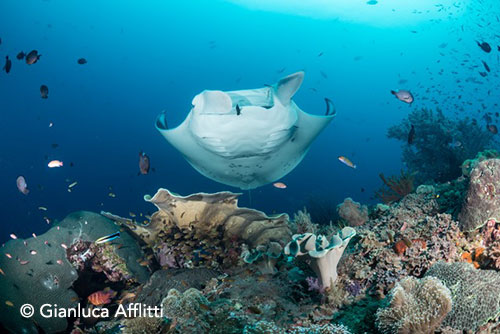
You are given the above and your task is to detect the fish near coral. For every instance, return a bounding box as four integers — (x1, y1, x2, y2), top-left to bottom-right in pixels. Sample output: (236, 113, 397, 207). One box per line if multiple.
(88, 288, 116, 306)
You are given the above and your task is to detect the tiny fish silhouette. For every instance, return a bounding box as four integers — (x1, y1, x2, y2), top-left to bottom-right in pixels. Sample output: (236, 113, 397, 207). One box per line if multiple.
(3, 56, 11, 73)
(40, 85, 49, 99)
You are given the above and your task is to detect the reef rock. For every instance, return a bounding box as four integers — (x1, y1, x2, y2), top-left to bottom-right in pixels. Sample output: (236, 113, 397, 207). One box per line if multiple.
(459, 158, 500, 231)
(0, 211, 148, 334)
(116, 188, 291, 269)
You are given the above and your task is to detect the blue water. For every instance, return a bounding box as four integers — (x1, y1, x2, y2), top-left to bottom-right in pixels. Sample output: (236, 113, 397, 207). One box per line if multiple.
(1, 0, 499, 242)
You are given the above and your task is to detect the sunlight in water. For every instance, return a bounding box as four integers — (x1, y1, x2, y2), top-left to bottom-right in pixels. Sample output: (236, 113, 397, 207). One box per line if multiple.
(226, 0, 467, 26)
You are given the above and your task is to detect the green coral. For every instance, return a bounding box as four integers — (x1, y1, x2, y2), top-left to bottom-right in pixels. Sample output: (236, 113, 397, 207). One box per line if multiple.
(425, 262, 500, 331)
(376, 276, 452, 334)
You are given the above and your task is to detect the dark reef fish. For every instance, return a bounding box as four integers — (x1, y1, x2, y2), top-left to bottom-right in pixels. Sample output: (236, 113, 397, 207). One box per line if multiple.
(477, 41, 491, 53)
(25, 50, 41, 64)
(3, 56, 11, 73)
(407, 125, 415, 144)
(77, 58, 87, 64)
(16, 51, 25, 60)
(479, 71, 488, 77)
(391, 89, 414, 104)
(40, 85, 49, 99)
(482, 60, 490, 72)
(139, 151, 150, 175)
(487, 124, 498, 134)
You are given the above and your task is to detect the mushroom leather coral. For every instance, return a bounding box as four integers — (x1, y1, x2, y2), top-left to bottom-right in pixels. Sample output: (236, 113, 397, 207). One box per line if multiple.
(284, 227, 356, 289)
(122, 188, 291, 249)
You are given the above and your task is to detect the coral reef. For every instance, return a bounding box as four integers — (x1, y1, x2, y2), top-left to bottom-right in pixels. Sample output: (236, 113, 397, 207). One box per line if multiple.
(376, 276, 452, 334)
(113, 189, 291, 270)
(339, 187, 460, 297)
(458, 158, 500, 231)
(135, 268, 219, 306)
(284, 227, 356, 289)
(461, 149, 500, 177)
(162, 288, 211, 333)
(241, 241, 283, 274)
(0, 211, 148, 334)
(425, 261, 500, 332)
(337, 198, 368, 227)
(387, 107, 494, 183)
(121, 316, 164, 334)
(375, 170, 415, 204)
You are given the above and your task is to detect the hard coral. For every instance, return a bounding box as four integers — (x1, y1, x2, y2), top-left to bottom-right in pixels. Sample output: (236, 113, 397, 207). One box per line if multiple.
(376, 276, 452, 334)
(425, 261, 500, 332)
(121, 316, 164, 334)
(458, 158, 500, 231)
(375, 170, 415, 204)
(337, 198, 369, 227)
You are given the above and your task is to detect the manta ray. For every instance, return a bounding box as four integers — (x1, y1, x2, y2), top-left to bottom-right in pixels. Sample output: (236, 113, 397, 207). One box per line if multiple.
(156, 71, 336, 189)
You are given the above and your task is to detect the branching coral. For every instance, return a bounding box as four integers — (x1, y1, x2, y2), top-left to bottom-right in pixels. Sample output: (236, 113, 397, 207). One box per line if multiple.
(387, 107, 495, 183)
(375, 170, 415, 204)
(376, 276, 452, 334)
(337, 198, 368, 227)
(425, 262, 500, 332)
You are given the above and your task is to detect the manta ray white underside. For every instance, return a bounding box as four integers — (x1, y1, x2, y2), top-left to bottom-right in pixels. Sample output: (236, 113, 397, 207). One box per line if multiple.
(156, 71, 336, 189)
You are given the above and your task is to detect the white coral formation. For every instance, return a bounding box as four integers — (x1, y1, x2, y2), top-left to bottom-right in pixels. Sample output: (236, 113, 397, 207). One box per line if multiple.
(376, 276, 452, 334)
(284, 227, 356, 289)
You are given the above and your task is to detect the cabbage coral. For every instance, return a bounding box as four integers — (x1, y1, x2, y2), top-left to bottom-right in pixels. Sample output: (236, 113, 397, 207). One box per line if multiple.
(284, 227, 356, 289)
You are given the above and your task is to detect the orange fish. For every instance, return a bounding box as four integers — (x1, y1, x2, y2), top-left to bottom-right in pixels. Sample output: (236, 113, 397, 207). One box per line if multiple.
(273, 182, 287, 189)
(88, 288, 116, 306)
(338, 156, 356, 169)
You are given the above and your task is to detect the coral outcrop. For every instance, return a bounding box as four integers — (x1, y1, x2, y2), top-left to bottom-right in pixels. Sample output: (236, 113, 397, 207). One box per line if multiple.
(284, 227, 356, 289)
(376, 276, 452, 334)
(162, 288, 211, 333)
(458, 158, 500, 231)
(337, 198, 368, 227)
(0, 211, 148, 334)
(113, 188, 291, 270)
(425, 261, 500, 332)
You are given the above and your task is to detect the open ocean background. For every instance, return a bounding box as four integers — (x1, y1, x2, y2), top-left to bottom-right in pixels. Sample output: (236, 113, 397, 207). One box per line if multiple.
(1, 0, 499, 242)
